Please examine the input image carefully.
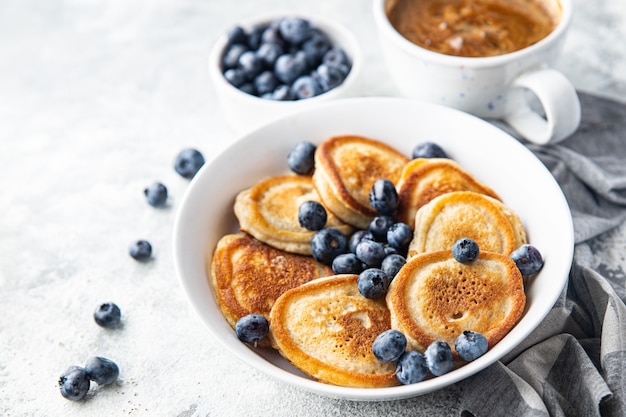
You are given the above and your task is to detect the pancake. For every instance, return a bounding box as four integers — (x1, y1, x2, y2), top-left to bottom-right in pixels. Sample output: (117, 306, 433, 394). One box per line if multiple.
(408, 191, 527, 258)
(396, 158, 501, 226)
(234, 175, 353, 255)
(386, 250, 525, 358)
(269, 274, 399, 388)
(210, 233, 333, 345)
(313, 135, 409, 229)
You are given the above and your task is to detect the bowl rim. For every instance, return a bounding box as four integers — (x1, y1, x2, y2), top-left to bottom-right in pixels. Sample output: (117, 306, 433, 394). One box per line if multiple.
(173, 96, 574, 401)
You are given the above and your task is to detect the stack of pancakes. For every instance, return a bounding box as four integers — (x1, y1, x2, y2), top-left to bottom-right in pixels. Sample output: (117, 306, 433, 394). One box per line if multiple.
(209, 135, 527, 387)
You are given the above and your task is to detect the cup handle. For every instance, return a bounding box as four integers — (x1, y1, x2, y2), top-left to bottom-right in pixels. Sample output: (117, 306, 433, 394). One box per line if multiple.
(503, 68, 581, 145)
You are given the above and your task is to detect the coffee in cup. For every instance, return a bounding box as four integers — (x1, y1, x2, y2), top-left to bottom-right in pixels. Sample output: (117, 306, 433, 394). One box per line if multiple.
(373, 0, 580, 144)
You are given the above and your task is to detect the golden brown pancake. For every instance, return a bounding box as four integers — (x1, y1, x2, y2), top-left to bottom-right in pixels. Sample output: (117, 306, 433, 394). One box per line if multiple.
(210, 233, 333, 345)
(234, 175, 353, 255)
(269, 274, 399, 387)
(408, 191, 527, 258)
(313, 135, 409, 229)
(386, 250, 525, 358)
(396, 157, 501, 226)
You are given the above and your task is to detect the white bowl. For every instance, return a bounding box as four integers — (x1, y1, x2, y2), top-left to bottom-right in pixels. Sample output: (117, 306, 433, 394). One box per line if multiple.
(208, 14, 362, 134)
(173, 97, 574, 401)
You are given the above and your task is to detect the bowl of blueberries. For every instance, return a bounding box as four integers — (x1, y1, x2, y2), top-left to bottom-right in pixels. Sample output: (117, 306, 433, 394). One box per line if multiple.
(209, 14, 362, 133)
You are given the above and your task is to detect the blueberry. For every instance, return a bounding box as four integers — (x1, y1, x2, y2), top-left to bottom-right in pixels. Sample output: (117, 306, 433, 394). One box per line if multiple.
(274, 53, 307, 84)
(238, 50, 263, 80)
(301, 29, 331, 67)
(349, 230, 374, 253)
(372, 329, 407, 362)
(222, 43, 248, 70)
(129, 239, 152, 261)
(384, 245, 400, 256)
(239, 82, 256, 96)
(368, 215, 395, 242)
(278, 17, 310, 45)
(254, 70, 279, 96)
(322, 46, 350, 69)
(396, 351, 428, 384)
(424, 340, 454, 376)
(256, 42, 284, 68)
(235, 314, 269, 344)
(369, 179, 399, 216)
(311, 227, 348, 265)
(94, 302, 121, 328)
(144, 182, 168, 207)
(387, 222, 413, 251)
(455, 330, 488, 361)
(314, 63, 348, 92)
(332, 253, 364, 274)
(225, 25, 247, 46)
(510, 244, 544, 275)
(357, 268, 390, 299)
(59, 366, 90, 401)
(269, 84, 293, 101)
(298, 200, 327, 231)
(290, 75, 322, 100)
(174, 148, 205, 179)
(247, 24, 268, 50)
(84, 356, 119, 385)
(412, 141, 448, 159)
(260, 24, 285, 47)
(452, 237, 479, 263)
(287, 141, 316, 175)
(224, 67, 247, 87)
(355, 239, 386, 267)
(381, 253, 406, 280)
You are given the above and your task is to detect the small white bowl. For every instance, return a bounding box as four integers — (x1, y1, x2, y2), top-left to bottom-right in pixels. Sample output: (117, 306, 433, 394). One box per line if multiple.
(208, 14, 362, 134)
(173, 97, 574, 401)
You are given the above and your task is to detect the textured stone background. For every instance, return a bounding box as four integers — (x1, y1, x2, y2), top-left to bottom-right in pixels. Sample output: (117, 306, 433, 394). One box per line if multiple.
(1, 0, 624, 416)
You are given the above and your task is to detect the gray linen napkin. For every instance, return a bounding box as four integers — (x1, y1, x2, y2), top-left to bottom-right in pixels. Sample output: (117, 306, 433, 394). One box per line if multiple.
(456, 92, 626, 417)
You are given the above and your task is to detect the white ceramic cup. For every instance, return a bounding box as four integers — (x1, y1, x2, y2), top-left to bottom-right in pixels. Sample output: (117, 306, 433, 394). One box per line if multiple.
(373, 0, 581, 144)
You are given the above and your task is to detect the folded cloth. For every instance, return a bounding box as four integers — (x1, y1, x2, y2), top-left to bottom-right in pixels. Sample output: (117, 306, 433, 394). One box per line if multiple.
(455, 92, 626, 417)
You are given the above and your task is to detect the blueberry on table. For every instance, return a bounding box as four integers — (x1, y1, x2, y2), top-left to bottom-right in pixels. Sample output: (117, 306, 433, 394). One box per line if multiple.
(396, 351, 428, 384)
(510, 244, 544, 275)
(287, 141, 316, 175)
(355, 239, 386, 268)
(174, 148, 205, 179)
(357, 268, 390, 299)
(311, 227, 348, 265)
(235, 314, 269, 344)
(455, 330, 488, 361)
(84, 356, 120, 386)
(369, 179, 399, 216)
(411, 141, 448, 159)
(452, 237, 479, 264)
(424, 340, 454, 376)
(381, 253, 406, 280)
(144, 182, 168, 207)
(372, 329, 407, 362)
(59, 366, 90, 401)
(332, 253, 364, 274)
(94, 302, 121, 328)
(129, 239, 152, 261)
(278, 17, 310, 44)
(298, 200, 327, 231)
